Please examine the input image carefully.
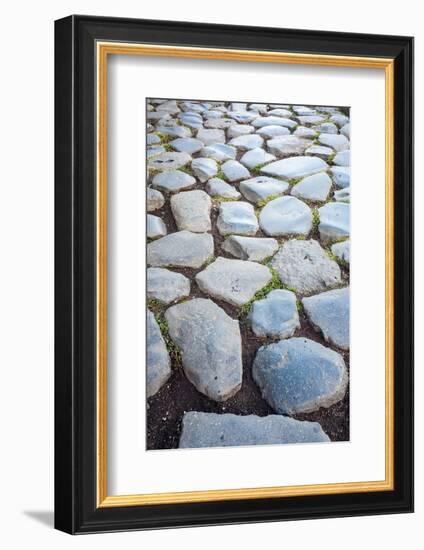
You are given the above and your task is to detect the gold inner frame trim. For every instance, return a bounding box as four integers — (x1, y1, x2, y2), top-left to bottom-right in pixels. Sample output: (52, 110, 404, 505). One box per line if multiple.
(96, 42, 395, 508)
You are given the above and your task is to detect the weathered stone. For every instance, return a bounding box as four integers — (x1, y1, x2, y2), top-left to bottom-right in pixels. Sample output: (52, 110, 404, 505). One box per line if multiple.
(330, 166, 350, 189)
(318, 133, 350, 152)
(155, 125, 191, 138)
(204, 117, 234, 129)
(293, 106, 316, 116)
(228, 111, 258, 123)
(148, 151, 192, 171)
(334, 187, 350, 202)
(333, 150, 350, 166)
(170, 137, 204, 154)
(305, 145, 334, 160)
(253, 338, 348, 414)
(222, 235, 278, 262)
(340, 123, 350, 138)
(203, 110, 223, 119)
(181, 101, 206, 113)
(248, 289, 300, 338)
(146, 310, 171, 398)
(249, 103, 269, 114)
(259, 196, 312, 237)
(151, 170, 196, 193)
(257, 126, 291, 140)
(179, 411, 329, 448)
(147, 145, 165, 158)
(330, 113, 350, 127)
(268, 108, 292, 117)
(316, 122, 338, 134)
(293, 126, 318, 139)
(303, 287, 350, 350)
(147, 231, 214, 268)
(206, 178, 241, 199)
(165, 299, 242, 401)
(191, 157, 218, 182)
(196, 128, 226, 145)
(179, 112, 203, 129)
(291, 172, 332, 202)
(271, 239, 341, 295)
(217, 201, 259, 236)
(318, 202, 350, 243)
(230, 102, 248, 111)
(296, 115, 326, 125)
(267, 136, 312, 156)
(252, 116, 297, 129)
(221, 160, 250, 182)
(170, 190, 212, 232)
(147, 214, 167, 239)
(196, 257, 272, 306)
(227, 124, 255, 138)
(147, 187, 165, 212)
(228, 134, 264, 150)
(156, 99, 180, 114)
(331, 239, 350, 264)
(147, 111, 172, 122)
(147, 267, 191, 304)
(260, 156, 328, 179)
(147, 133, 161, 145)
(239, 176, 289, 204)
(240, 148, 276, 169)
(201, 143, 237, 162)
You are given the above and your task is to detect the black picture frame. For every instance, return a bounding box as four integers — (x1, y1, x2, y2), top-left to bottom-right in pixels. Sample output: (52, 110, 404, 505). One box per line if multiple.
(55, 15, 414, 534)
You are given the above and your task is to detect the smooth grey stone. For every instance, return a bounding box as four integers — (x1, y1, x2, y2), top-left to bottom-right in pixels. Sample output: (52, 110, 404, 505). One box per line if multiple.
(293, 126, 318, 139)
(221, 159, 250, 182)
(146, 111, 172, 122)
(228, 111, 258, 124)
(267, 136, 312, 156)
(148, 151, 192, 171)
(227, 124, 255, 138)
(206, 178, 241, 199)
(303, 287, 350, 350)
(293, 106, 317, 116)
(248, 289, 300, 338)
(155, 125, 192, 138)
(151, 170, 196, 193)
(268, 108, 292, 118)
(228, 134, 264, 150)
(147, 145, 166, 158)
(195, 257, 272, 306)
(147, 214, 167, 239)
(170, 190, 212, 232)
(240, 148, 276, 169)
(340, 123, 350, 138)
(256, 125, 291, 138)
(156, 99, 180, 114)
(196, 128, 226, 145)
(147, 267, 190, 304)
(147, 133, 161, 145)
(316, 122, 338, 134)
(222, 235, 278, 262)
(271, 239, 341, 295)
(333, 150, 350, 167)
(334, 187, 350, 203)
(318, 133, 350, 152)
(330, 166, 350, 189)
(147, 187, 165, 212)
(201, 143, 237, 162)
(330, 113, 350, 127)
(305, 145, 334, 160)
(170, 137, 203, 154)
(231, 102, 248, 111)
(249, 103, 269, 114)
(179, 411, 329, 448)
(296, 115, 326, 125)
(331, 239, 350, 264)
(179, 113, 203, 129)
(260, 156, 328, 179)
(253, 337, 348, 414)
(259, 196, 312, 237)
(217, 201, 258, 236)
(147, 231, 214, 268)
(240, 176, 289, 204)
(318, 202, 350, 243)
(165, 299, 242, 401)
(204, 117, 234, 129)
(191, 157, 218, 182)
(291, 172, 332, 202)
(146, 310, 171, 398)
(203, 110, 224, 119)
(252, 116, 297, 129)
(181, 101, 206, 113)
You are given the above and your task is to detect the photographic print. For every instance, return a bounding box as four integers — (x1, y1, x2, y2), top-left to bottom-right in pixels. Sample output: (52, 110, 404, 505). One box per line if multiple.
(146, 98, 350, 451)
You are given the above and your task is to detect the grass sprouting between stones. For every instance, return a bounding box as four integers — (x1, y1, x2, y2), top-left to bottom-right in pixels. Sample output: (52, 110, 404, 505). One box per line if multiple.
(312, 208, 320, 231)
(239, 265, 288, 318)
(257, 193, 283, 208)
(155, 313, 183, 366)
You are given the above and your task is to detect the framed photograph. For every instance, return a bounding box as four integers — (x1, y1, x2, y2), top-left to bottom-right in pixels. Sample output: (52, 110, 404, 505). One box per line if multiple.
(55, 15, 414, 534)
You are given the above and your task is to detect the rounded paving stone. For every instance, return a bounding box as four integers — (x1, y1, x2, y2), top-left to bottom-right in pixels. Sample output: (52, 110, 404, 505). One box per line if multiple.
(147, 230, 214, 268)
(191, 157, 218, 182)
(228, 134, 264, 151)
(148, 151, 192, 172)
(259, 196, 312, 237)
(196, 128, 226, 145)
(248, 289, 300, 338)
(221, 235, 278, 262)
(331, 239, 350, 264)
(318, 133, 350, 152)
(206, 178, 241, 199)
(170, 190, 212, 232)
(271, 239, 341, 295)
(216, 201, 259, 236)
(151, 169, 196, 193)
(318, 202, 350, 243)
(155, 125, 192, 138)
(147, 309, 171, 398)
(296, 115, 326, 125)
(165, 298, 242, 401)
(240, 148, 276, 169)
(267, 136, 312, 156)
(293, 126, 318, 139)
(305, 145, 334, 160)
(334, 187, 350, 202)
(340, 123, 350, 138)
(147, 267, 191, 304)
(179, 411, 329, 448)
(147, 214, 167, 240)
(256, 125, 291, 138)
(252, 337, 348, 414)
(170, 137, 204, 154)
(227, 124, 255, 139)
(302, 287, 350, 350)
(330, 113, 349, 127)
(333, 150, 350, 166)
(221, 159, 251, 182)
(195, 257, 272, 307)
(330, 166, 350, 189)
(252, 116, 297, 129)
(239, 176, 289, 204)
(260, 155, 328, 179)
(291, 172, 332, 202)
(147, 187, 165, 212)
(201, 143, 237, 162)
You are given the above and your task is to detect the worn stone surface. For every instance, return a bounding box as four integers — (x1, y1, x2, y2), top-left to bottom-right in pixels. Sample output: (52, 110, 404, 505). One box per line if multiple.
(228, 134, 264, 150)
(227, 124, 255, 138)
(260, 155, 328, 179)
(148, 151, 192, 171)
(147, 145, 166, 159)
(318, 202, 350, 243)
(147, 230, 214, 268)
(294, 126, 317, 139)
(147, 214, 167, 239)
(170, 190, 212, 232)
(331, 239, 350, 264)
(147, 267, 191, 304)
(271, 239, 341, 295)
(291, 172, 332, 202)
(257, 125, 291, 138)
(252, 116, 297, 129)
(222, 235, 278, 262)
(191, 157, 218, 182)
(165, 299, 242, 401)
(146, 310, 171, 398)
(170, 137, 204, 154)
(196, 128, 226, 145)
(206, 178, 241, 199)
(151, 169, 196, 193)
(330, 166, 350, 189)
(318, 133, 350, 152)
(252, 338, 348, 414)
(239, 176, 289, 204)
(195, 257, 272, 306)
(217, 201, 259, 236)
(259, 196, 312, 237)
(340, 123, 350, 138)
(155, 125, 191, 138)
(333, 150, 350, 166)
(221, 159, 251, 182)
(267, 136, 312, 156)
(334, 187, 350, 202)
(147, 187, 165, 212)
(305, 145, 334, 160)
(240, 148, 276, 169)
(179, 411, 330, 448)
(303, 287, 350, 350)
(248, 289, 300, 338)
(201, 143, 237, 161)
(296, 115, 326, 125)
